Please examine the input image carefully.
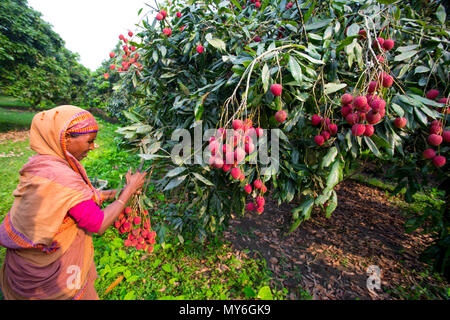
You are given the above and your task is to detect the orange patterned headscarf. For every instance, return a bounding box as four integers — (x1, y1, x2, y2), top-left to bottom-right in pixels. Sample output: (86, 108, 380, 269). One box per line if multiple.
(30, 105, 99, 191)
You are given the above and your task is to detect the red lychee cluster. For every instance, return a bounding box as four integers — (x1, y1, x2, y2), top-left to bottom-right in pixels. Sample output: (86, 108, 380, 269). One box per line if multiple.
(208, 118, 260, 177)
(114, 206, 156, 253)
(425, 89, 449, 114)
(105, 31, 143, 79)
(372, 37, 395, 52)
(248, 0, 261, 9)
(244, 179, 267, 215)
(340, 92, 389, 137)
(311, 114, 338, 146)
(423, 120, 449, 168)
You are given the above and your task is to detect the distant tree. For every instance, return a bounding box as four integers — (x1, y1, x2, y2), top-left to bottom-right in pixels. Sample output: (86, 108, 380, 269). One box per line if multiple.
(0, 0, 91, 107)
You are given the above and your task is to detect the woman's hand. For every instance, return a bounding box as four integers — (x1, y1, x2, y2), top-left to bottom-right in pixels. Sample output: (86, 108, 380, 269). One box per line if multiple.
(124, 169, 147, 195)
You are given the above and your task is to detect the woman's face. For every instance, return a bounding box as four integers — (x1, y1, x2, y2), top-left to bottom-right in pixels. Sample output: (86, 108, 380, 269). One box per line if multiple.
(65, 132, 98, 161)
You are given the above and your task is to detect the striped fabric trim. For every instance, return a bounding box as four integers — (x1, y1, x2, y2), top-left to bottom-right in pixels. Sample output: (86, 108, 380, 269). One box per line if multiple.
(66, 112, 99, 134)
(72, 280, 89, 300)
(0, 212, 60, 253)
(55, 215, 77, 235)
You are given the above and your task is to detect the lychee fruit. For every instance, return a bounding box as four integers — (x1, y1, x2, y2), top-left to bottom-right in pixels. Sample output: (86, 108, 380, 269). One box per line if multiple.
(432, 155, 446, 168)
(443, 131, 450, 143)
(382, 74, 393, 88)
(352, 124, 365, 136)
(341, 93, 353, 105)
(428, 134, 443, 146)
(383, 39, 395, 51)
(256, 127, 264, 137)
(328, 124, 338, 135)
(423, 148, 436, 159)
(311, 114, 322, 126)
(275, 110, 287, 123)
(394, 117, 407, 129)
(426, 89, 439, 100)
(231, 167, 241, 180)
(232, 119, 243, 130)
(270, 84, 282, 96)
(364, 124, 375, 137)
(196, 45, 204, 54)
(354, 96, 368, 110)
(314, 135, 325, 146)
(321, 130, 331, 141)
(256, 196, 265, 207)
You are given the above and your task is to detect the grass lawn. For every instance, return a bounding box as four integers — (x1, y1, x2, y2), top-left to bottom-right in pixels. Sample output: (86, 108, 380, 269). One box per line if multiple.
(0, 108, 35, 132)
(0, 96, 31, 109)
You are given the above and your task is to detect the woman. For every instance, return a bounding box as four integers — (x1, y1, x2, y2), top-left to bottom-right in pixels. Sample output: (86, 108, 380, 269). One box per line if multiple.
(0, 105, 147, 300)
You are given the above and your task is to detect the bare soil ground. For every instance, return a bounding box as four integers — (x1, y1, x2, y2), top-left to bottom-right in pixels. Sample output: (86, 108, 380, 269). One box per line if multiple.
(0, 130, 29, 143)
(223, 179, 448, 300)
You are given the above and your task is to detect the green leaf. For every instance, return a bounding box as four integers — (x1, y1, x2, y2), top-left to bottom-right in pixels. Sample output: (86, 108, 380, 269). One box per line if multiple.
(396, 44, 419, 52)
(436, 4, 446, 24)
(194, 102, 204, 121)
(346, 23, 360, 37)
(289, 197, 314, 233)
(288, 56, 302, 84)
(315, 189, 332, 206)
(391, 103, 405, 117)
(122, 110, 140, 123)
(162, 264, 173, 272)
(325, 190, 338, 218)
(229, 0, 242, 11)
(207, 38, 226, 52)
(243, 286, 256, 298)
(123, 291, 136, 300)
(305, 19, 333, 31)
(376, 0, 396, 4)
(303, 0, 317, 24)
(295, 51, 324, 65)
(414, 106, 428, 126)
(394, 50, 418, 61)
(178, 81, 190, 96)
(324, 82, 347, 94)
(192, 172, 214, 186)
(326, 160, 342, 191)
(165, 167, 186, 178)
(414, 66, 430, 74)
(257, 286, 273, 300)
(323, 25, 333, 40)
(321, 146, 338, 168)
(408, 93, 444, 107)
(164, 175, 188, 191)
(364, 136, 382, 158)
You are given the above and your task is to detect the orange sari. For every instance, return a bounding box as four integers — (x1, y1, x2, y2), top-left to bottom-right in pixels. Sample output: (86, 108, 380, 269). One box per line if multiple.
(0, 105, 103, 299)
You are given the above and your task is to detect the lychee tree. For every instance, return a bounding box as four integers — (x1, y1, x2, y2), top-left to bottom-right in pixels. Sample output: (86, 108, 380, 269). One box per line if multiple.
(108, 0, 449, 276)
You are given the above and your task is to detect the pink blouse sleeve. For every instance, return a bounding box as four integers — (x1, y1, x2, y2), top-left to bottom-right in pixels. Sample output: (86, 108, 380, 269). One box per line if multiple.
(68, 200, 104, 233)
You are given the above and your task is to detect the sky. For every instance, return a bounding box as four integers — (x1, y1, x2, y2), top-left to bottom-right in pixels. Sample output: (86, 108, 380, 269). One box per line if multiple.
(27, 0, 160, 71)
